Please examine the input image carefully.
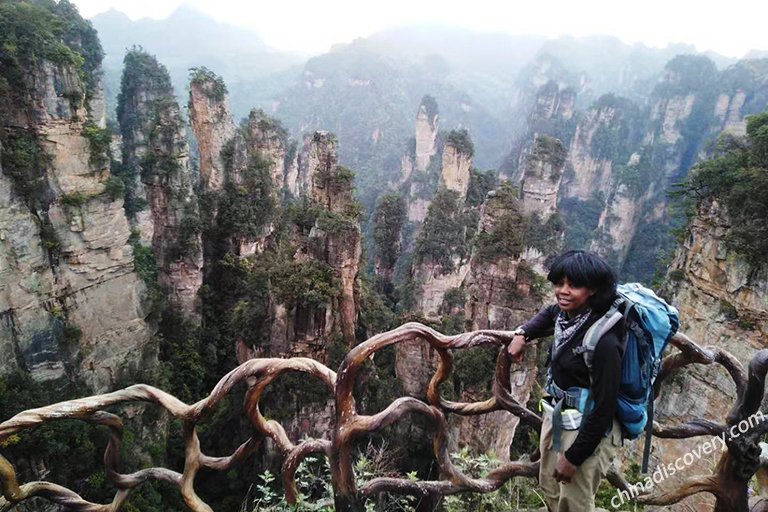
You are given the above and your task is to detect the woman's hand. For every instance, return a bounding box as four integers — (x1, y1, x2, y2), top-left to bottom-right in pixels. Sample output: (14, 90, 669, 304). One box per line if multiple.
(553, 453, 577, 484)
(506, 334, 527, 363)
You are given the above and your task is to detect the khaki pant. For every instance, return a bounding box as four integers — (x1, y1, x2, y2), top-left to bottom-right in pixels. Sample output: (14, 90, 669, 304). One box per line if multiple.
(539, 413, 621, 512)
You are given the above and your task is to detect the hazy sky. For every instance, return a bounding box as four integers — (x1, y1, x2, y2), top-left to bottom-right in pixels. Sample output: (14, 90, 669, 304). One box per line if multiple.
(71, 0, 767, 58)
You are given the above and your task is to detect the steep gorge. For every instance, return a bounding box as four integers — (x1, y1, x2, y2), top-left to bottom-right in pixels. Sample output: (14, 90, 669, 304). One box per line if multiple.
(3, 6, 768, 510)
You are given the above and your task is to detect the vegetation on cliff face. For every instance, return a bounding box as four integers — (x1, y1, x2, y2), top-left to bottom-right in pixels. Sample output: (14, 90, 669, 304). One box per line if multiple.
(671, 110, 768, 266)
(5, 11, 768, 510)
(655, 54, 718, 96)
(189, 66, 228, 102)
(0, 0, 103, 106)
(588, 94, 645, 165)
(465, 168, 497, 207)
(217, 150, 276, 238)
(414, 189, 469, 273)
(373, 194, 407, 270)
(420, 94, 439, 128)
(445, 129, 475, 157)
(528, 134, 566, 177)
(560, 194, 605, 251)
(474, 182, 523, 264)
(114, 47, 174, 219)
(0, 0, 109, 270)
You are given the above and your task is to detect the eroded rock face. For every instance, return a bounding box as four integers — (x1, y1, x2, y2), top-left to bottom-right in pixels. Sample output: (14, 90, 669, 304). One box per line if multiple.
(440, 143, 472, 200)
(0, 60, 152, 392)
(415, 100, 438, 172)
(270, 132, 362, 348)
(618, 199, 768, 511)
(188, 79, 236, 192)
(246, 109, 288, 194)
(503, 80, 577, 184)
(308, 134, 360, 343)
(714, 90, 748, 136)
(520, 136, 566, 218)
(413, 261, 472, 319)
(563, 106, 617, 201)
(651, 93, 696, 145)
(466, 191, 555, 332)
(148, 103, 203, 319)
(30, 60, 84, 125)
(407, 197, 429, 223)
(119, 54, 203, 320)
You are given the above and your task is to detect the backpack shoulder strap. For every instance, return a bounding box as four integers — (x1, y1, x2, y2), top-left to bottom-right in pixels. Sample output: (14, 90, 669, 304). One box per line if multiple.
(574, 297, 626, 378)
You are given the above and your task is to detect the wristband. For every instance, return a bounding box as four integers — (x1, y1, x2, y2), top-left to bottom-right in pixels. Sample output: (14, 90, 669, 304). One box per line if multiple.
(512, 327, 529, 340)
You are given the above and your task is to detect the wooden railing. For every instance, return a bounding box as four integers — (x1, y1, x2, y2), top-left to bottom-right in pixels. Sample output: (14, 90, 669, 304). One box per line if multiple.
(1, 322, 767, 512)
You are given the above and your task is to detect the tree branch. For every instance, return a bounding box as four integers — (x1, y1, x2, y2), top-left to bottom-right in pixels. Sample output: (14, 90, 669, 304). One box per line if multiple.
(636, 475, 721, 505)
(728, 350, 768, 425)
(282, 439, 332, 503)
(359, 461, 538, 499)
(653, 419, 727, 438)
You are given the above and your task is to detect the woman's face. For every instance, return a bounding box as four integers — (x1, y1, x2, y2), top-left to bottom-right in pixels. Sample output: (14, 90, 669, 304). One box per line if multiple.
(554, 277, 596, 317)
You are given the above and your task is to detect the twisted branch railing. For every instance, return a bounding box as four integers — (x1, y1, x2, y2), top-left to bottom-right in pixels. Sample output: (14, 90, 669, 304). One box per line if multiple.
(1, 323, 767, 511)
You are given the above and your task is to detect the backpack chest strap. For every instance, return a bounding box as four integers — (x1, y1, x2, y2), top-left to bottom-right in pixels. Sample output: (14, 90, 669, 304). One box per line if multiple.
(576, 302, 625, 378)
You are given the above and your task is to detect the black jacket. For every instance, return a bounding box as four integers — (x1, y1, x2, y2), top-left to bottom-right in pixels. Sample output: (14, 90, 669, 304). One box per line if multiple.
(522, 304, 623, 466)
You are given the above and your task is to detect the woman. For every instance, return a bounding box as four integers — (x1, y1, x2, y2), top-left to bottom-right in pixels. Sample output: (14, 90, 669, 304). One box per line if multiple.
(507, 250, 623, 512)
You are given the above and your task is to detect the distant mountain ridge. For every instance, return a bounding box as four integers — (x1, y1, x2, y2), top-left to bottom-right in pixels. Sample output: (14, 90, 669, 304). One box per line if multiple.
(91, 3, 307, 120)
(93, 4, 270, 68)
(89, 7, 763, 221)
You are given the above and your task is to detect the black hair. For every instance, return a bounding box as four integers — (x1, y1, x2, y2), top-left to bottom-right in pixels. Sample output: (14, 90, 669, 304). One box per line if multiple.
(547, 250, 617, 314)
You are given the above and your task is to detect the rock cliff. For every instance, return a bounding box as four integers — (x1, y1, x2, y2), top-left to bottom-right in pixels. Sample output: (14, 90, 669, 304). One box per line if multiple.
(520, 135, 567, 217)
(440, 132, 473, 200)
(117, 49, 203, 320)
(414, 95, 439, 172)
(0, 28, 151, 392)
(272, 132, 362, 349)
(188, 70, 236, 192)
(498, 56, 768, 282)
(400, 97, 443, 224)
(501, 79, 578, 184)
(623, 198, 768, 511)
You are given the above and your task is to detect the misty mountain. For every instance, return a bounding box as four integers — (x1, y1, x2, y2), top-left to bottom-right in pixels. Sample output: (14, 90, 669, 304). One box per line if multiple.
(90, 7, 749, 212)
(91, 3, 306, 118)
(746, 49, 768, 60)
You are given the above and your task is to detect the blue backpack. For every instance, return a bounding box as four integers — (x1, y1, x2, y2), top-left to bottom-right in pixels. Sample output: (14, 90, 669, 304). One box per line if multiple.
(547, 283, 679, 472)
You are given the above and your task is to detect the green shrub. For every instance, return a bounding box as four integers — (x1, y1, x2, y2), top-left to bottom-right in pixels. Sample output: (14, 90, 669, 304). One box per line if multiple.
(81, 121, 111, 169)
(314, 164, 356, 195)
(719, 300, 737, 320)
(668, 269, 686, 281)
(738, 316, 755, 331)
(0, 127, 53, 209)
(442, 448, 539, 511)
(414, 189, 468, 272)
(60, 191, 91, 207)
(475, 183, 525, 264)
(61, 323, 82, 350)
(104, 175, 125, 201)
(466, 168, 497, 207)
(217, 153, 275, 238)
(445, 129, 474, 157)
(670, 111, 768, 266)
(188, 66, 227, 102)
(454, 345, 498, 392)
(531, 134, 567, 172)
(373, 194, 406, 269)
(175, 212, 202, 260)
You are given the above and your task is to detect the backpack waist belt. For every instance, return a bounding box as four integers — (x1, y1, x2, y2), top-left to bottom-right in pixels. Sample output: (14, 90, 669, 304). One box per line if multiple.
(545, 373, 595, 452)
